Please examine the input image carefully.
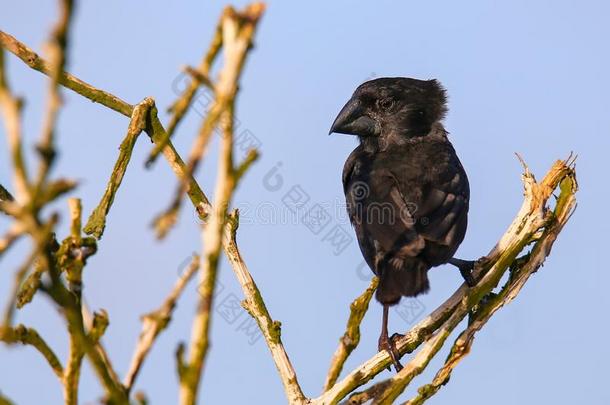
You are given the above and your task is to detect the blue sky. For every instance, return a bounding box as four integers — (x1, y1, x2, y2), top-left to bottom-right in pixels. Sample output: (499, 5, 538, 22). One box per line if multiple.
(1, 1, 608, 404)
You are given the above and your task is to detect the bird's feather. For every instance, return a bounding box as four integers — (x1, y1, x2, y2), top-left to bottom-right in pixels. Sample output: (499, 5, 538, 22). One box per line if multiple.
(343, 128, 469, 303)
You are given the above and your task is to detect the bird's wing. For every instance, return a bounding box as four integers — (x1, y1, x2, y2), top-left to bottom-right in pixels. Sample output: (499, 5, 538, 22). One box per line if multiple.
(344, 160, 425, 261)
(342, 142, 469, 269)
(408, 150, 469, 249)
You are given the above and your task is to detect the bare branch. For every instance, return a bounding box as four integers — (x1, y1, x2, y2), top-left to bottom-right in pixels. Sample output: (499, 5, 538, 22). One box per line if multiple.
(32, 0, 75, 197)
(63, 197, 84, 405)
(0, 186, 23, 256)
(339, 380, 392, 405)
(0, 392, 15, 405)
(145, 18, 223, 166)
(63, 334, 84, 405)
(176, 9, 267, 400)
(152, 3, 265, 239)
(0, 223, 25, 258)
(124, 254, 200, 391)
(37, 178, 78, 207)
(372, 301, 469, 403)
(234, 148, 260, 183)
(1, 27, 235, 400)
(81, 304, 123, 389)
(324, 277, 379, 391)
(83, 98, 152, 239)
(44, 276, 128, 402)
(0, 324, 64, 380)
(223, 210, 307, 404)
(68, 198, 81, 241)
(0, 27, 210, 232)
(0, 47, 29, 202)
(182, 65, 216, 91)
(178, 103, 236, 405)
(0, 30, 133, 116)
(2, 215, 58, 327)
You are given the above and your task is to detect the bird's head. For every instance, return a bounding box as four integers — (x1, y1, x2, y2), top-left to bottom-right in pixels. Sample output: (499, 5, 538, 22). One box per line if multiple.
(329, 77, 447, 141)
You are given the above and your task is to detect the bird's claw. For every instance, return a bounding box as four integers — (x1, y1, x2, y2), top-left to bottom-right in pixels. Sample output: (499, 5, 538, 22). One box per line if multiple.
(378, 333, 404, 372)
(449, 258, 477, 287)
(461, 267, 476, 287)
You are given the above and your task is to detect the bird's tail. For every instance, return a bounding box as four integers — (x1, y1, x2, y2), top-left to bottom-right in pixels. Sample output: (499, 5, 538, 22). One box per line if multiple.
(376, 257, 430, 305)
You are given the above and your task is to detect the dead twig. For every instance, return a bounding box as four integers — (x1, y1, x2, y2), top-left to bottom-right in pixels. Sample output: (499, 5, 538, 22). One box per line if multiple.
(0, 324, 64, 380)
(324, 277, 379, 391)
(124, 255, 200, 392)
(152, 3, 265, 239)
(83, 98, 152, 239)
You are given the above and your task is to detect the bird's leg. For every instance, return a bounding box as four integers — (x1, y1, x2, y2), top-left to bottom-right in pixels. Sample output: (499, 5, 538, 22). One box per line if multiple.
(378, 304, 403, 372)
(449, 258, 477, 287)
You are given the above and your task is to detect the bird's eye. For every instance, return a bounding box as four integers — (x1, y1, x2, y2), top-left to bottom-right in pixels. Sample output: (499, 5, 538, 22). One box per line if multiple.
(377, 98, 394, 111)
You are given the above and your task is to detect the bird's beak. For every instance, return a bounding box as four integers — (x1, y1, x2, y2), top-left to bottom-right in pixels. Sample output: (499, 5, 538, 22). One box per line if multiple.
(329, 97, 379, 137)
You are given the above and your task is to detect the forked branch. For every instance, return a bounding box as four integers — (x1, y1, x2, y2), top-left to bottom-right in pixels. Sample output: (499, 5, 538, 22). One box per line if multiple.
(317, 156, 577, 405)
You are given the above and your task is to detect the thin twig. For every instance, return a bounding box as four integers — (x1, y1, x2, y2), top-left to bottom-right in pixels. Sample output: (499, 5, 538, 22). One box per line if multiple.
(0, 30, 133, 116)
(124, 254, 200, 391)
(324, 277, 379, 391)
(0, 324, 64, 380)
(63, 197, 84, 405)
(152, 3, 265, 239)
(81, 303, 123, 388)
(31, 0, 75, 200)
(0, 392, 15, 405)
(1, 4, 126, 402)
(28, 206, 124, 402)
(83, 98, 152, 239)
(234, 148, 260, 183)
(179, 102, 237, 404)
(223, 209, 307, 404)
(0, 29, 210, 222)
(2, 215, 58, 327)
(44, 274, 128, 402)
(0, 47, 29, 202)
(68, 198, 81, 241)
(0, 185, 23, 256)
(145, 18, 223, 166)
(0, 223, 25, 257)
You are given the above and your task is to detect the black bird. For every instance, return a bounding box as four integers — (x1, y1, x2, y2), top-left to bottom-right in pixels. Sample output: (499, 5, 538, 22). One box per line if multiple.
(329, 77, 474, 371)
